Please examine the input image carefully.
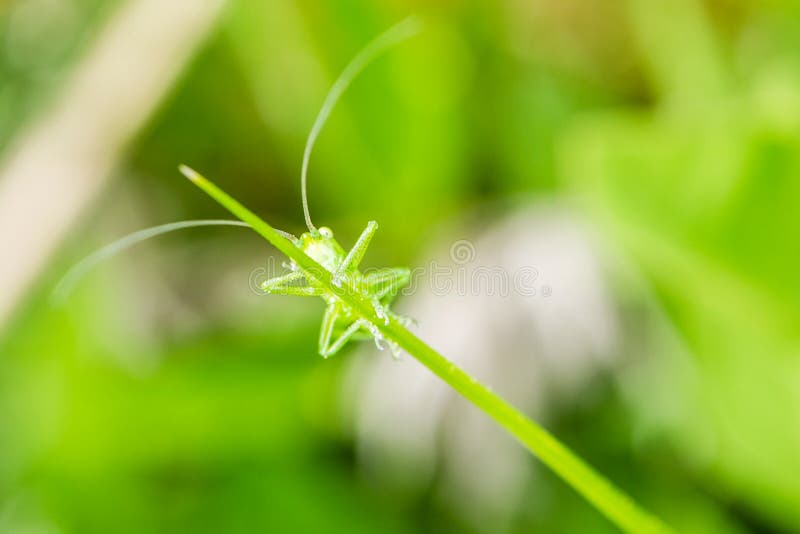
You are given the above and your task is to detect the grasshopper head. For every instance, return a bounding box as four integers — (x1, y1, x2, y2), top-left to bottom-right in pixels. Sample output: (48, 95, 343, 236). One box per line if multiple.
(297, 226, 345, 272)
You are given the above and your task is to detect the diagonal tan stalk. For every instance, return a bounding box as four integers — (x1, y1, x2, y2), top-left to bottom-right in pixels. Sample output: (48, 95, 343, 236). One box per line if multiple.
(181, 165, 673, 534)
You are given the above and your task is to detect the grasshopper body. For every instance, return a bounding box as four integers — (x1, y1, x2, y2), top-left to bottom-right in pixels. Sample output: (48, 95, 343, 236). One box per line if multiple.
(261, 223, 410, 357)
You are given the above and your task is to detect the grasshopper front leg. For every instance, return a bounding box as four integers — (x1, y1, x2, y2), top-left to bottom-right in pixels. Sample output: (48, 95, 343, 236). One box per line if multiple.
(262, 271, 324, 296)
(332, 221, 378, 287)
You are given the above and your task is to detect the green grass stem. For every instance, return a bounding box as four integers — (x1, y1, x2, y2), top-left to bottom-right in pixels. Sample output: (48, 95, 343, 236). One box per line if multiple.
(181, 165, 673, 534)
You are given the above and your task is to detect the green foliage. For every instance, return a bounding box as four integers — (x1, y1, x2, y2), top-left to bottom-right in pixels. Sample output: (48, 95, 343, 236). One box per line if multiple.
(3, 0, 800, 532)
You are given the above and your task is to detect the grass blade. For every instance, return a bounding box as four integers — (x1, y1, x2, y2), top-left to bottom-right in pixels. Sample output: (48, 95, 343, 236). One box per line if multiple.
(180, 165, 673, 533)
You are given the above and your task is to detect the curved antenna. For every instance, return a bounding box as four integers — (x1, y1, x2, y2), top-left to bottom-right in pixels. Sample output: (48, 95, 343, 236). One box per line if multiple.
(301, 16, 421, 231)
(53, 219, 296, 302)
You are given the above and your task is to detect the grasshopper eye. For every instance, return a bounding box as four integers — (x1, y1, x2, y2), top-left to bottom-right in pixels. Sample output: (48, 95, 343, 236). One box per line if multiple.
(319, 227, 333, 238)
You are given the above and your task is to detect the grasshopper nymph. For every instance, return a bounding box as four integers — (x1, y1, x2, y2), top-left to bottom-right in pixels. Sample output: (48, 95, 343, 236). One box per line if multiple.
(260, 220, 411, 358)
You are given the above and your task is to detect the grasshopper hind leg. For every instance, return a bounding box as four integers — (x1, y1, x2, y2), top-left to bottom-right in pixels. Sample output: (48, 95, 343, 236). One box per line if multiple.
(319, 302, 370, 358)
(365, 267, 414, 331)
(365, 267, 410, 304)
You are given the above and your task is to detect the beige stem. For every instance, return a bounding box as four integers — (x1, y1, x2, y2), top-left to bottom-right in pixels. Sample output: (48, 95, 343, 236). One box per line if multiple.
(0, 0, 226, 331)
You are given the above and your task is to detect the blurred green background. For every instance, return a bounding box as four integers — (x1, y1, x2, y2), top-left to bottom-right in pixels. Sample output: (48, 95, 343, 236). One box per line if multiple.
(2, 0, 800, 532)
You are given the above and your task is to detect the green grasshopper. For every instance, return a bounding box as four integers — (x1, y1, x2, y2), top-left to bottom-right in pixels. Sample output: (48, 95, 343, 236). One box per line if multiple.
(57, 17, 419, 358)
(254, 219, 411, 358)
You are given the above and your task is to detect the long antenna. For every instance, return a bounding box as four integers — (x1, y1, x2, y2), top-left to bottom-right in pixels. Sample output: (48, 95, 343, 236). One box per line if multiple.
(300, 16, 421, 232)
(53, 216, 296, 302)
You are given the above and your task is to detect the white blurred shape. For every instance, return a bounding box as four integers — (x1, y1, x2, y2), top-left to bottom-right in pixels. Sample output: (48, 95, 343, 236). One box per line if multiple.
(345, 203, 618, 530)
(0, 0, 226, 331)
